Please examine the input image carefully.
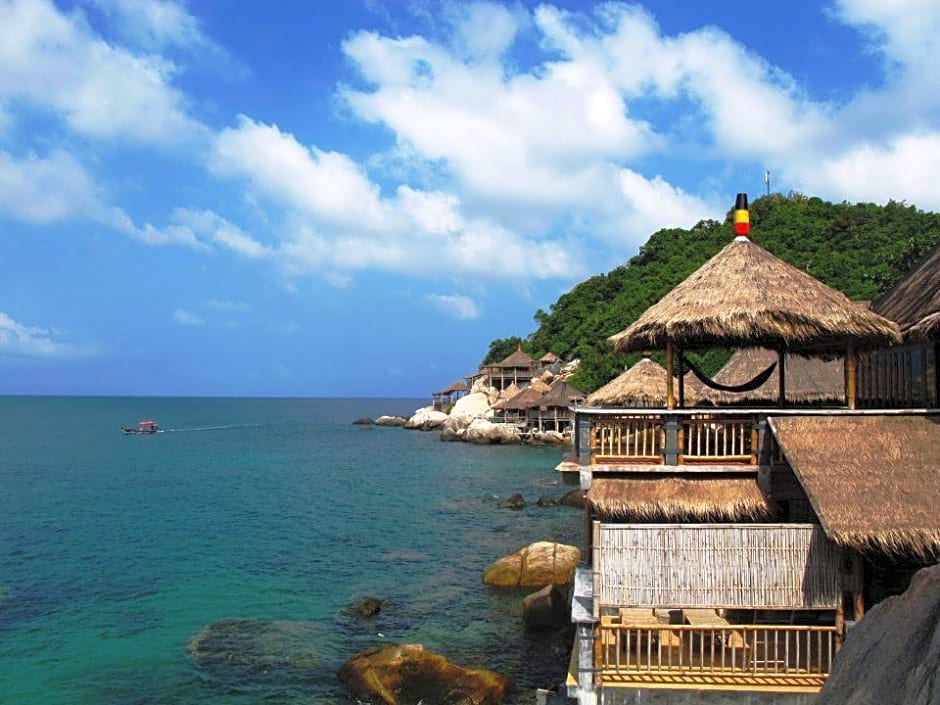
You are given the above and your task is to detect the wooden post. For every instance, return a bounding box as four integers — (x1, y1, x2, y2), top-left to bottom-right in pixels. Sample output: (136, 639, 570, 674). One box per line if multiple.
(777, 349, 787, 407)
(666, 340, 676, 410)
(852, 552, 865, 620)
(847, 342, 858, 410)
(677, 350, 686, 408)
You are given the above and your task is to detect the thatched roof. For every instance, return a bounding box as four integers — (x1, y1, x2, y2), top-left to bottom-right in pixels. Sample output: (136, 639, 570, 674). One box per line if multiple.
(437, 380, 469, 395)
(609, 238, 902, 355)
(699, 348, 845, 405)
(492, 385, 545, 411)
(769, 415, 940, 557)
(540, 352, 560, 364)
(492, 349, 536, 368)
(873, 244, 940, 342)
(540, 379, 586, 408)
(586, 477, 773, 522)
(587, 358, 701, 407)
(528, 378, 552, 393)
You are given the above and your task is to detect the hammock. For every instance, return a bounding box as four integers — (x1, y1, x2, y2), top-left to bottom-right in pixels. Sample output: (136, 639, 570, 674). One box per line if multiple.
(680, 354, 777, 393)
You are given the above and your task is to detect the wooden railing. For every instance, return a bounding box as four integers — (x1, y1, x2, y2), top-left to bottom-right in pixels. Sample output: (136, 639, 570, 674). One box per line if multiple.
(680, 417, 756, 463)
(591, 416, 663, 462)
(596, 622, 839, 691)
(586, 413, 759, 465)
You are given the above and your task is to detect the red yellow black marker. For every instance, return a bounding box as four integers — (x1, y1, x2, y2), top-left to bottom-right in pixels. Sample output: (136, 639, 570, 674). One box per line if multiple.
(733, 192, 750, 237)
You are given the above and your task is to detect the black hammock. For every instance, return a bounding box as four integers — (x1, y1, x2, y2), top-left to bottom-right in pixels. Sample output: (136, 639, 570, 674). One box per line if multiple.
(680, 354, 777, 393)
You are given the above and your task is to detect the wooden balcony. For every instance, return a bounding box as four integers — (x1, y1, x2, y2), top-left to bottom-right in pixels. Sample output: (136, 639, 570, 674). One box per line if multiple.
(596, 621, 839, 692)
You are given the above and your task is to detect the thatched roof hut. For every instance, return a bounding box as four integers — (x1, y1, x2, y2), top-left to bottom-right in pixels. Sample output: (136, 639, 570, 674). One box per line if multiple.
(586, 477, 773, 522)
(699, 348, 845, 406)
(437, 380, 469, 395)
(540, 352, 560, 365)
(492, 384, 545, 411)
(587, 358, 702, 407)
(609, 238, 901, 355)
(540, 379, 586, 409)
(873, 243, 940, 342)
(494, 348, 537, 368)
(769, 415, 940, 557)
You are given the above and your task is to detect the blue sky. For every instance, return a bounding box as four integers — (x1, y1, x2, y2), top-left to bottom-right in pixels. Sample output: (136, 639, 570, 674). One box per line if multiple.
(2, 0, 939, 397)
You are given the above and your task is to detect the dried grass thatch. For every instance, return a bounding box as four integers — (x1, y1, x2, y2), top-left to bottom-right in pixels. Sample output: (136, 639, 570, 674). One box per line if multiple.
(587, 358, 700, 407)
(873, 243, 940, 342)
(609, 238, 902, 354)
(540, 379, 586, 408)
(699, 348, 845, 405)
(586, 477, 773, 522)
(770, 415, 940, 558)
(437, 380, 469, 395)
(492, 349, 536, 368)
(496, 382, 520, 402)
(492, 385, 544, 411)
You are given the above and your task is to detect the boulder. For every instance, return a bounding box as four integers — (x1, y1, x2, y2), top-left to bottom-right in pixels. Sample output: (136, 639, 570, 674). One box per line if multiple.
(501, 493, 526, 510)
(482, 542, 580, 587)
(470, 376, 491, 394)
(559, 489, 586, 509)
(375, 415, 408, 427)
(817, 563, 940, 705)
(540, 431, 567, 445)
(404, 408, 449, 430)
(536, 496, 558, 507)
(351, 597, 384, 618)
(439, 425, 462, 442)
(338, 643, 511, 705)
(353, 417, 374, 425)
(464, 419, 521, 445)
(450, 392, 490, 420)
(187, 619, 329, 683)
(523, 584, 572, 630)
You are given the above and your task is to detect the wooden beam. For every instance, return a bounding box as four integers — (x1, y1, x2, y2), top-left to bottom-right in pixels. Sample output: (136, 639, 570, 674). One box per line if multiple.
(846, 342, 858, 410)
(852, 552, 865, 620)
(666, 340, 676, 410)
(777, 349, 787, 407)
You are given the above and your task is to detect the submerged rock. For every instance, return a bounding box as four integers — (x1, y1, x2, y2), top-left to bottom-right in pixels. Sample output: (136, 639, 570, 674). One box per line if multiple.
(353, 417, 374, 425)
(501, 493, 526, 510)
(339, 643, 511, 705)
(536, 496, 558, 507)
(559, 489, 586, 509)
(817, 563, 940, 705)
(351, 597, 385, 618)
(482, 542, 580, 587)
(523, 584, 572, 630)
(186, 619, 328, 683)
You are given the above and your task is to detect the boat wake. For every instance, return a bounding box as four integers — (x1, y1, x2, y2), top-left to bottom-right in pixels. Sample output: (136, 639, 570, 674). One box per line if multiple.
(161, 423, 267, 433)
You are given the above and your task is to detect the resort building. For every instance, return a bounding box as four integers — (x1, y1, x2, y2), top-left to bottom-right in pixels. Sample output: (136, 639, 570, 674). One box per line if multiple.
(563, 198, 940, 705)
(528, 380, 586, 433)
(482, 346, 540, 391)
(431, 380, 469, 411)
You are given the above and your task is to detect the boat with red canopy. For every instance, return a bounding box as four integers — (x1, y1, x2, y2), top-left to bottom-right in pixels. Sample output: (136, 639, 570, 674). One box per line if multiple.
(122, 420, 160, 434)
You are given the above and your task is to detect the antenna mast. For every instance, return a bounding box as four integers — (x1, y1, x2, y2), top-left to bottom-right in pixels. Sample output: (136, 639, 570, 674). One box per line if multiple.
(765, 169, 771, 195)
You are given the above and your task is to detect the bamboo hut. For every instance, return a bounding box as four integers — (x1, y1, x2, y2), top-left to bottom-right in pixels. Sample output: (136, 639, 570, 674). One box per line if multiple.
(491, 384, 545, 425)
(431, 379, 469, 410)
(587, 357, 702, 407)
(608, 235, 901, 409)
(699, 348, 845, 406)
(482, 346, 538, 391)
(528, 379, 585, 433)
(872, 243, 940, 342)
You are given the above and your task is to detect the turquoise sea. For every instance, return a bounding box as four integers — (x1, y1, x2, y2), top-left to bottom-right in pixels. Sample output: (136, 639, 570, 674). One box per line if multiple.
(0, 397, 582, 704)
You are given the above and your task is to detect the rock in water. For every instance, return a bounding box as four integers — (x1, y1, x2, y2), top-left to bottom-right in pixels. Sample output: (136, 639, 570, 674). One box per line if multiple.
(482, 542, 580, 587)
(501, 493, 526, 510)
(559, 489, 586, 509)
(352, 417, 374, 425)
(375, 415, 408, 427)
(338, 643, 512, 705)
(351, 597, 384, 618)
(523, 584, 572, 630)
(817, 563, 940, 705)
(186, 619, 327, 685)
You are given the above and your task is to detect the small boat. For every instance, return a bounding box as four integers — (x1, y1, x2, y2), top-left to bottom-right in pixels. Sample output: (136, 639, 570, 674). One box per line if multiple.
(122, 420, 160, 434)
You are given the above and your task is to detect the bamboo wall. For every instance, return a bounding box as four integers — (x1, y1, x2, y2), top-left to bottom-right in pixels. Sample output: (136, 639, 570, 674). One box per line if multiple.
(594, 523, 842, 609)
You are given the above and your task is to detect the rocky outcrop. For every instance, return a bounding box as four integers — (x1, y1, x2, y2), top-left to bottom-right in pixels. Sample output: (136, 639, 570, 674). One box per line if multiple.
(352, 417, 374, 425)
(501, 493, 526, 510)
(375, 415, 408, 427)
(523, 584, 572, 630)
(536, 496, 558, 507)
(529, 430, 566, 445)
(559, 489, 586, 509)
(187, 619, 328, 682)
(404, 407, 449, 430)
(450, 392, 490, 420)
(350, 597, 384, 618)
(482, 542, 580, 587)
(817, 563, 940, 705)
(463, 419, 522, 445)
(338, 643, 511, 705)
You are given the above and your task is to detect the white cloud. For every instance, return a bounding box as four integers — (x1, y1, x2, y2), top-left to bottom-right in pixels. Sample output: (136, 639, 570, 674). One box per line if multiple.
(207, 299, 250, 312)
(171, 208, 269, 258)
(426, 293, 480, 320)
(0, 311, 93, 357)
(0, 0, 202, 144)
(172, 307, 204, 326)
(0, 149, 100, 224)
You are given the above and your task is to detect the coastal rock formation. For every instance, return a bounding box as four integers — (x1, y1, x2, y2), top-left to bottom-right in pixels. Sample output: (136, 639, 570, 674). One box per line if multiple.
(501, 493, 526, 510)
(338, 643, 511, 705)
(350, 597, 384, 618)
(816, 563, 940, 705)
(187, 619, 328, 682)
(536, 496, 558, 507)
(464, 419, 522, 445)
(450, 392, 490, 420)
(404, 407, 449, 430)
(523, 584, 572, 630)
(529, 430, 566, 445)
(482, 541, 580, 587)
(352, 417, 374, 425)
(375, 415, 408, 427)
(559, 489, 586, 509)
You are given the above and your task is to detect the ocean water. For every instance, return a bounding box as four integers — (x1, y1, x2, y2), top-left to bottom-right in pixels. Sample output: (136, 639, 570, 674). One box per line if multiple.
(0, 397, 583, 704)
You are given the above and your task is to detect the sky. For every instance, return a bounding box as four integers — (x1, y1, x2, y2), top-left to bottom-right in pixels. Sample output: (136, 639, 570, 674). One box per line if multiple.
(1, 0, 939, 397)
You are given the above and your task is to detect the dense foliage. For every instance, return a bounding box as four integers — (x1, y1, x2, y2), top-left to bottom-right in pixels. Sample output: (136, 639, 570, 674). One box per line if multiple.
(484, 194, 940, 393)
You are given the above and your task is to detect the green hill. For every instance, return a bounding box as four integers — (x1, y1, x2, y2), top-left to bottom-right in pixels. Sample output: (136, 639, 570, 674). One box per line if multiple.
(483, 193, 940, 393)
